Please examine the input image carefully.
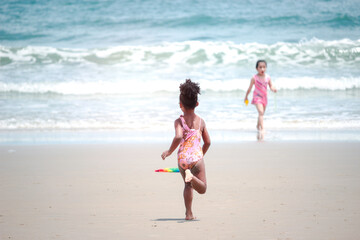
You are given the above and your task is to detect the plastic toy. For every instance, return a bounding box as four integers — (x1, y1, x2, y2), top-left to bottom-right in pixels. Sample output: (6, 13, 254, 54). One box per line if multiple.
(155, 168, 180, 172)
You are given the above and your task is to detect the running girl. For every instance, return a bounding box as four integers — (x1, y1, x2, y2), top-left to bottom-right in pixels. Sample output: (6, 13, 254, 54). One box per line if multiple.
(161, 79, 211, 220)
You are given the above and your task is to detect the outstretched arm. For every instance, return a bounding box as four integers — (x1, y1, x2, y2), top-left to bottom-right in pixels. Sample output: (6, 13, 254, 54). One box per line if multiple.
(161, 119, 183, 160)
(201, 119, 211, 156)
(268, 77, 277, 92)
(245, 77, 255, 101)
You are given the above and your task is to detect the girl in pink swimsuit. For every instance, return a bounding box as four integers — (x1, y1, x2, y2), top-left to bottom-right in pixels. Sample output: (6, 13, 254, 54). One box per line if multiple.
(161, 79, 211, 220)
(245, 60, 277, 132)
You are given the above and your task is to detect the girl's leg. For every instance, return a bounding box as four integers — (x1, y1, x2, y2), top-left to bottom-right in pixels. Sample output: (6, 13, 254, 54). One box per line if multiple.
(183, 183, 194, 220)
(179, 168, 195, 220)
(263, 105, 267, 131)
(255, 104, 265, 131)
(179, 160, 207, 220)
(190, 159, 207, 194)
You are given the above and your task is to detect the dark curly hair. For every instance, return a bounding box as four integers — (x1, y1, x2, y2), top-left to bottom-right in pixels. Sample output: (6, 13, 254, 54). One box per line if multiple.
(179, 79, 201, 109)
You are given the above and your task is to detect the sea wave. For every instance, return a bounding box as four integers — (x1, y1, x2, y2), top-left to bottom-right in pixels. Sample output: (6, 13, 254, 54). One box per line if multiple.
(0, 77, 359, 95)
(1, 39, 359, 67)
(317, 14, 360, 28)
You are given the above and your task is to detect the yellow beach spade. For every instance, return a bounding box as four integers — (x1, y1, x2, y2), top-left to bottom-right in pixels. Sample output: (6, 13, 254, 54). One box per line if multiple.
(245, 99, 249, 106)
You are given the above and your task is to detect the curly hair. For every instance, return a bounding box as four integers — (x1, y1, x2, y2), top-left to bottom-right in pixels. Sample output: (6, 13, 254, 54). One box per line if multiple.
(179, 79, 201, 109)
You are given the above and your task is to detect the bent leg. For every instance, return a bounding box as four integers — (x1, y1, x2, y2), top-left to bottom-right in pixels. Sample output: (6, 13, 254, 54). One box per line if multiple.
(190, 159, 207, 194)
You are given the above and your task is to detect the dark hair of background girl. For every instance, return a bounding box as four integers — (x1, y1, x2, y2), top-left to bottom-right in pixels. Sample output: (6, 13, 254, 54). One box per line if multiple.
(256, 59, 267, 68)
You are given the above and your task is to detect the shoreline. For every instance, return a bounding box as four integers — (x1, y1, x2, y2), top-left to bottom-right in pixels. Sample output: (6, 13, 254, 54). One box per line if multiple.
(1, 128, 360, 145)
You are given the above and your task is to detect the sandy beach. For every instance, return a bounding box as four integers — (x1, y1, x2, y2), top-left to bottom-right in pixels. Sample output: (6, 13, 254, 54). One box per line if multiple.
(2, 0, 360, 239)
(0, 142, 359, 240)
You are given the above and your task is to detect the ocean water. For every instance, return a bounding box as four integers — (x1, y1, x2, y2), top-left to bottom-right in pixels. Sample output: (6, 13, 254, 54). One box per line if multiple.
(1, 0, 360, 143)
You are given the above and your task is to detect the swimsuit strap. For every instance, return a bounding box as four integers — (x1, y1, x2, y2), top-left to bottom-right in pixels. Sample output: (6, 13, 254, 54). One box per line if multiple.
(179, 115, 191, 131)
(198, 118, 202, 131)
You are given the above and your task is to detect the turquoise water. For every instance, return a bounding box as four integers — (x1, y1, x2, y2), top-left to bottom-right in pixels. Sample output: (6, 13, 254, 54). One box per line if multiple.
(0, 0, 360, 143)
(1, 0, 360, 46)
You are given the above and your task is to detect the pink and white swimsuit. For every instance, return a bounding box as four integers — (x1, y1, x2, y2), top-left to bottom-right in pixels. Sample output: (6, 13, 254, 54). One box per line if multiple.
(251, 74, 270, 107)
(177, 115, 203, 170)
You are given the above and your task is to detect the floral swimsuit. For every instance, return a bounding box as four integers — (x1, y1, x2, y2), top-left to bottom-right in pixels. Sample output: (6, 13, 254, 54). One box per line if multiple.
(177, 115, 203, 170)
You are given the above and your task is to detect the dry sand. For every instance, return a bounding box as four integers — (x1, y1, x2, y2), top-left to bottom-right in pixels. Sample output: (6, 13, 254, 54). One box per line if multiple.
(0, 142, 359, 240)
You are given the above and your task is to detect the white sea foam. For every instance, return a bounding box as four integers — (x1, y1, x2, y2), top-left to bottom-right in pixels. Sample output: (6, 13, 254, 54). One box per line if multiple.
(1, 38, 359, 67)
(0, 76, 359, 95)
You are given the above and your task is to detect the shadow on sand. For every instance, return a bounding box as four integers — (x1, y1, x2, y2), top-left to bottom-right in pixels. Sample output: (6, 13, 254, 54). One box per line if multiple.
(152, 218, 199, 223)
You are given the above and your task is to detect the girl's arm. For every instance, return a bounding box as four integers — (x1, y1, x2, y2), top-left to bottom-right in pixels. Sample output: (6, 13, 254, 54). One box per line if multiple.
(268, 77, 277, 92)
(244, 77, 255, 101)
(201, 119, 211, 156)
(161, 119, 183, 160)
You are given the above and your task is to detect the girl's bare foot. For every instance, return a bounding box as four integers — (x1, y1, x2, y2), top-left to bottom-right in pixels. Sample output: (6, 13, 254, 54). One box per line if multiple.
(185, 211, 195, 220)
(185, 169, 193, 183)
(257, 131, 264, 141)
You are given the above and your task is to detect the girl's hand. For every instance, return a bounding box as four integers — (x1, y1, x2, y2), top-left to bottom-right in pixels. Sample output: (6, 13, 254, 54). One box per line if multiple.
(244, 98, 249, 106)
(272, 88, 277, 93)
(161, 150, 171, 160)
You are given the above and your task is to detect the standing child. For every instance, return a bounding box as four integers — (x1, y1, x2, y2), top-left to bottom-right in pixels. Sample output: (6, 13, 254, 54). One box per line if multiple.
(161, 79, 211, 220)
(244, 60, 277, 132)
